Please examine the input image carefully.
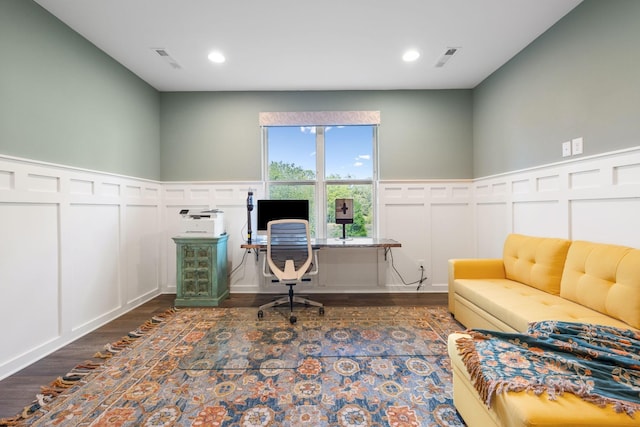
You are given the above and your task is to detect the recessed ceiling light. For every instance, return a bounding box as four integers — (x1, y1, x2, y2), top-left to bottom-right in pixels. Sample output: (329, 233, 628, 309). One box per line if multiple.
(208, 51, 226, 64)
(402, 50, 420, 62)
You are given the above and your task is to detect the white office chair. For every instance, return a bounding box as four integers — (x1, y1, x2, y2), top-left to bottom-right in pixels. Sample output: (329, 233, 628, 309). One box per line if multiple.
(258, 219, 324, 324)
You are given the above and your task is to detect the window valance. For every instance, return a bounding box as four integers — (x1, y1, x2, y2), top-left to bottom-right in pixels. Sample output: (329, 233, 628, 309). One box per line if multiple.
(259, 111, 380, 127)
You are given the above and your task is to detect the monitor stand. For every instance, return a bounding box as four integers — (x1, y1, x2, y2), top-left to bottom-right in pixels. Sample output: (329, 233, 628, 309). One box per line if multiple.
(338, 223, 353, 241)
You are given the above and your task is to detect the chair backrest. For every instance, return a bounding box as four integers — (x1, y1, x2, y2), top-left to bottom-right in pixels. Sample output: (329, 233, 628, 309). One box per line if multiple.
(266, 219, 313, 282)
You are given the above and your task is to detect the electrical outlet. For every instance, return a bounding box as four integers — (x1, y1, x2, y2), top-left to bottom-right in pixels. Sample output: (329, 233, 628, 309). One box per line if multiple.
(572, 137, 583, 155)
(562, 141, 571, 157)
(417, 259, 425, 271)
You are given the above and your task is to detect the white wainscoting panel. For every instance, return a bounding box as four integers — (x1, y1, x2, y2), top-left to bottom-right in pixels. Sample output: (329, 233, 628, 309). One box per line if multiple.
(0, 170, 15, 190)
(474, 147, 640, 257)
(379, 181, 474, 291)
(430, 203, 474, 288)
(383, 202, 428, 288)
(27, 173, 60, 193)
(614, 163, 640, 185)
(162, 181, 474, 294)
(475, 203, 509, 257)
(69, 178, 94, 195)
(318, 248, 379, 290)
(124, 205, 161, 303)
(513, 200, 565, 238)
(3, 146, 638, 380)
(570, 198, 640, 247)
(0, 203, 59, 372)
(0, 155, 162, 380)
(67, 204, 121, 330)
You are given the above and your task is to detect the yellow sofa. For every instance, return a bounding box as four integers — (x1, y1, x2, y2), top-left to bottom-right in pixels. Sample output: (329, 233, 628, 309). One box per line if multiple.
(447, 234, 640, 427)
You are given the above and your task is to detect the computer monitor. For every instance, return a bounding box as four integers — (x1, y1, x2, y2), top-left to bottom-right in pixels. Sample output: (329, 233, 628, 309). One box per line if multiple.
(257, 199, 309, 235)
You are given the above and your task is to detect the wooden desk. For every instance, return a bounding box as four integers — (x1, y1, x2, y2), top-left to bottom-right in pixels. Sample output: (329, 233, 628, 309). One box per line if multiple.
(241, 237, 401, 288)
(241, 237, 401, 250)
(241, 237, 401, 263)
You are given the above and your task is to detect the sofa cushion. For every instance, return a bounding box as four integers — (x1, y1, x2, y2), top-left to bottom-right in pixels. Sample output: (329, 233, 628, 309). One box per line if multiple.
(561, 241, 640, 329)
(454, 278, 634, 332)
(503, 234, 571, 295)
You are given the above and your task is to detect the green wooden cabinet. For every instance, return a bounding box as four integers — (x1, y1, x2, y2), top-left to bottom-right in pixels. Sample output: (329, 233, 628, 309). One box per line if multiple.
(172, 234, 229, 306)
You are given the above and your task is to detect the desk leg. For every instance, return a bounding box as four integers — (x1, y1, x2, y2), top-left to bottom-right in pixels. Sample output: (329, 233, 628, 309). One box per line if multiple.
(377, 247, 385, 288)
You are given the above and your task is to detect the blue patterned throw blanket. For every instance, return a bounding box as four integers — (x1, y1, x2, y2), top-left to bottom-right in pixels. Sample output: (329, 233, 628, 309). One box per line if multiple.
(456, 320, 640, 416)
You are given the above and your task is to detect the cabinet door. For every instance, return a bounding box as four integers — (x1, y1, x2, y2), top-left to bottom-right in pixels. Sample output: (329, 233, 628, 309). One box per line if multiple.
(181, 244, 212, 297)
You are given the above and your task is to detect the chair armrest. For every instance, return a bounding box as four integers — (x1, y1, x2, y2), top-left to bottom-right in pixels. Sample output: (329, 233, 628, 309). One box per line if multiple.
(306, 250, 319, 277)
(448, 258, 505, 313)
(262, 255, 273, 278)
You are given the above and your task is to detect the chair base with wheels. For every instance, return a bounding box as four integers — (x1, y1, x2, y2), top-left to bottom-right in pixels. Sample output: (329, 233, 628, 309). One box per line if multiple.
(257, 284, 324, 324)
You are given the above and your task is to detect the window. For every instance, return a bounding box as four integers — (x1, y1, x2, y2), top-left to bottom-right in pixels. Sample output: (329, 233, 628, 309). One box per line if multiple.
(263, 124, 377, 238)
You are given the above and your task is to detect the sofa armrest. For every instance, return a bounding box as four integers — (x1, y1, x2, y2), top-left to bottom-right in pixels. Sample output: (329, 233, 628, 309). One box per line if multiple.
(449, 258, 506, 280)
(448, 258, 505, 313)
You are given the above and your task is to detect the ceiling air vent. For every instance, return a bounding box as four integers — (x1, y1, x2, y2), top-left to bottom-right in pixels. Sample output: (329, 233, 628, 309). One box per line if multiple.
(435, 47, 460, 68)
(152, 48, 182, 69)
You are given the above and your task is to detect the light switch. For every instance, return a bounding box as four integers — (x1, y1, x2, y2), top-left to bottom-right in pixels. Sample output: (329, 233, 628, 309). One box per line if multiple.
(572, 137, 583, 155)
(562, 141, 571, 157)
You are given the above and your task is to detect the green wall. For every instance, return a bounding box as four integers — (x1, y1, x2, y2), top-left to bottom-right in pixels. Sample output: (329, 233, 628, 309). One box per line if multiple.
(160, 90, 473, 181)
(0, 0, 160, 180)
(5, 0, 639, 183)
(473, 0, 640, 177)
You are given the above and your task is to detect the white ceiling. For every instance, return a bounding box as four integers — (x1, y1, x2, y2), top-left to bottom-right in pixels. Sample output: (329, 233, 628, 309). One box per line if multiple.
(34, 0, 582, 92)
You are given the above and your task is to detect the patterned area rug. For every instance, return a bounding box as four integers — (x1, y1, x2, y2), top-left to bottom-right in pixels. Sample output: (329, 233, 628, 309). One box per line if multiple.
(6, 306, 466, 426)
(180, 309, 450, 371)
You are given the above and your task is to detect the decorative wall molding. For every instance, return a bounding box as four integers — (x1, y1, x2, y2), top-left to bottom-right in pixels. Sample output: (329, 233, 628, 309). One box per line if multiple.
(473, 147, 640, 257)
(1, 146, 639, 380)
(378, 180, 475, 293)
(0, 155, 162, 380)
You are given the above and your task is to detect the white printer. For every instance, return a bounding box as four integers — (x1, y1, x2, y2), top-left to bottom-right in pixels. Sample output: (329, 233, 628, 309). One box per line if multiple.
(180, 209, 225, 236)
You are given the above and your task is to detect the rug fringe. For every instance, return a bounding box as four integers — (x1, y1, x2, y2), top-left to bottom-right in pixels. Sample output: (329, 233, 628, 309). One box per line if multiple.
(0, 307, 177, 427)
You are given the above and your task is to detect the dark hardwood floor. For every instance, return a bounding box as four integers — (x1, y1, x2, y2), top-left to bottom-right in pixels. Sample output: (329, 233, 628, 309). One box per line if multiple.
(0, 292, 448, 420)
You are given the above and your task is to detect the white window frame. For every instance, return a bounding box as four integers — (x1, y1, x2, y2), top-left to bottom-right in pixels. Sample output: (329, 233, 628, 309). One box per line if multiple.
(260, 115, 379, 239)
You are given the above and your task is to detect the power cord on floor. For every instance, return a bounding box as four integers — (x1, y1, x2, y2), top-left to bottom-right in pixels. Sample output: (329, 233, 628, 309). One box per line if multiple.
(388, 248, 428, 291)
